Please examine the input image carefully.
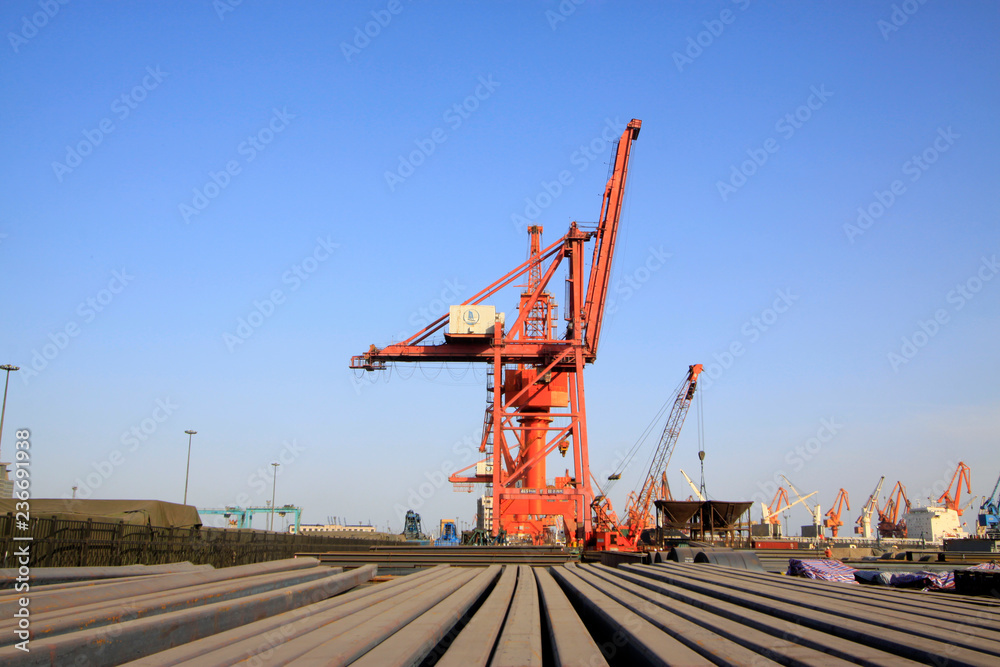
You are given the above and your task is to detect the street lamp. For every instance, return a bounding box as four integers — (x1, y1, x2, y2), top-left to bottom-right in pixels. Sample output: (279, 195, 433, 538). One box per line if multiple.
(0, 364, 20, 461)
(270, 462, 280, 531)
(183, 430, 197, 505)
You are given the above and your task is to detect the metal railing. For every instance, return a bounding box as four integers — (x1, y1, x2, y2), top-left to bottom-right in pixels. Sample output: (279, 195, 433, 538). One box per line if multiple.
(0, 514, 403, 569)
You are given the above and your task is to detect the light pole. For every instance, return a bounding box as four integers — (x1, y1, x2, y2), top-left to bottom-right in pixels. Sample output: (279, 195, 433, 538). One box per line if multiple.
(0, 364, 20, 461)
(183, 430, 197, 505)
(270, 462, 280, 531)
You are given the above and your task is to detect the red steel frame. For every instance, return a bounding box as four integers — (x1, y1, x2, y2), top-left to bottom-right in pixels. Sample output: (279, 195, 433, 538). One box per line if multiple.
(352, 120, 641, 544)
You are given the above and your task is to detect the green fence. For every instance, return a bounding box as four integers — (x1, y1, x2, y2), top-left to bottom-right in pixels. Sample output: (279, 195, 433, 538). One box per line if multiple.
(0, 514, 403, 569)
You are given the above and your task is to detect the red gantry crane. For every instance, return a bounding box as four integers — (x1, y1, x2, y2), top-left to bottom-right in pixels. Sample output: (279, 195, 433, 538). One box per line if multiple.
(351, 119, 643, 546)
(877, 481, 910, 538)
(823, 488, 850, 538)
(938, 461, 972, 517)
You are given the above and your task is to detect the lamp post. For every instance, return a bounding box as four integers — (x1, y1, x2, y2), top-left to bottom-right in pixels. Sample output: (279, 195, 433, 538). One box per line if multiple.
(270, 462, 280, 531)
(0, 364, 19, 461)
(183, 430, 197, 505)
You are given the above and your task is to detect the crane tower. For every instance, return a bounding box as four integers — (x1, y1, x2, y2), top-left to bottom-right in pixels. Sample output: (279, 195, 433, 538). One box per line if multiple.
(351, 119, 642, 545)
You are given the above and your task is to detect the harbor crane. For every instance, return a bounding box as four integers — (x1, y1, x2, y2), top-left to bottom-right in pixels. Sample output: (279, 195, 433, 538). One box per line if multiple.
(352, 120, 642, 546)
(782, 475, 821, 531)
(823, 488, 849, 538)
(877, 481, 910, 538)
(937, 461, 972, 517)
(761, 485, 817, 526)
(855, 476, 884, 540)
(978, 471, 1000, 536)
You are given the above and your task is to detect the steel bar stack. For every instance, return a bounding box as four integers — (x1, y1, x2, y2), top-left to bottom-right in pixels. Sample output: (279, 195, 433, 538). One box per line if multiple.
(2, 558, 998, 665)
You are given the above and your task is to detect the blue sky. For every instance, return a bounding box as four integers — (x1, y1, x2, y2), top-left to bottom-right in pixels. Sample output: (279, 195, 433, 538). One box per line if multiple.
(1, 1, 997, 535)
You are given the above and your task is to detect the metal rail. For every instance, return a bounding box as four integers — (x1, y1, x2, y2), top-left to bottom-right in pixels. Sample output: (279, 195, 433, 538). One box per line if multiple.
(7, 557, 999, 666)
(298, 548, 575, 568)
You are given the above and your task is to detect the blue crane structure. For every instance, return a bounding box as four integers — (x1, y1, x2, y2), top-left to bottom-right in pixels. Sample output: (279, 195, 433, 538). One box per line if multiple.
(978, 472, 1000, 537)
(199, 505, 302, 532)
(434, 519, 460, 546)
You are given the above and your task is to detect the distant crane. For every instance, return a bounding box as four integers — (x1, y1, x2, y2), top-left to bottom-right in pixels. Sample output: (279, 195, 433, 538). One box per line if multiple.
(978, 471, 1000, 536)
(877, 481, 910, 538)
(199, 505, 302, 532)
(938, 462, 972, 516)
(597, 364, 703, 549)
(855, 476, 885, 540)
(402, 510, 427, 541)
(679, 469, 705, 501)
(823, 488, 850, 538)
(761, 485, 817, 528)
(782, 475, 821, 532)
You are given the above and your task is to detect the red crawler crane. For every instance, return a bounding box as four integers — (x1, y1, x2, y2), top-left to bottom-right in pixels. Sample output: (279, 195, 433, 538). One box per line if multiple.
(823, 488, 849, 538)
(351, 120, 642, 546)
(593, 364, 703, 550)
(621, 364, 703, 546)
(938, 462, 972, 517)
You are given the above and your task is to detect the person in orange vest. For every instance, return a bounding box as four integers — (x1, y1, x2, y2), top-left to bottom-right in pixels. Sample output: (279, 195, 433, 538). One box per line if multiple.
(824, 546, 833, 559)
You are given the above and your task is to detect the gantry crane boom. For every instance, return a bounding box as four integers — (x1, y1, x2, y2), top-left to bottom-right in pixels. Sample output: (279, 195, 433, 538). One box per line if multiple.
(582, 125, 640, 356)
(350, 119, 643, 545)
(621, 364, 703, 545)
